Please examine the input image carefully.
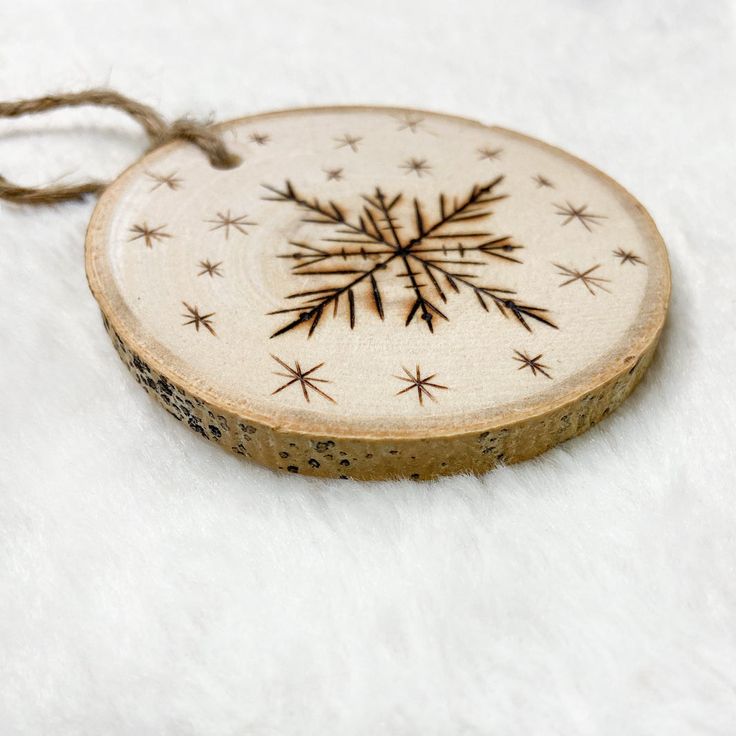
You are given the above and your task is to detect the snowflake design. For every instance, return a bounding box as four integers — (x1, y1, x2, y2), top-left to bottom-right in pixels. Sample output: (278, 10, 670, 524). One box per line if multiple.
(262, 177, 557, 338)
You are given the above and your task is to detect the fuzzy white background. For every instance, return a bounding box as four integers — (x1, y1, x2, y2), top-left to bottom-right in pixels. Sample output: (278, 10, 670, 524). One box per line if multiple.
(1, 0, 735, 733)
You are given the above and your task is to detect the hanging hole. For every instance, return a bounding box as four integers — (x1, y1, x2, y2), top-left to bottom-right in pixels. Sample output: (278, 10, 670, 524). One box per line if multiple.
(210, 152, 242, 170)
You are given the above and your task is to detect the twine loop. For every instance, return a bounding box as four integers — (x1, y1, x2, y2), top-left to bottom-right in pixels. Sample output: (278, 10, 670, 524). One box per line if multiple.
(0, 89, 240, 205)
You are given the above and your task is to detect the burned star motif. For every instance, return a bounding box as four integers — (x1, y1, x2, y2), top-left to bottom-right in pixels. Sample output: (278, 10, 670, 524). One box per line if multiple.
(146, 171, 182, 191)
(513, 350, 552, 379)
(206, 210, 257, 239)
(613, 248, 646, 266)
(270, 355, 335, 403)
(197, 259, 223, 278)
(555, 263, 611, 295)
(532, 174, 554, 189)
(249, 132, 270, 146)
(400, 157, 431, 177)
(128, 223, 171, 249)
(262, 177, 555, 337)
(324, 167, 344, 182)
(181, 302, 216, 335)
(396, 114, 424, 133)
(478, 147, 502, 161)
(554, 202, 606, 232)
(334, 133, 362, 152)
(395, 365, 448, 406)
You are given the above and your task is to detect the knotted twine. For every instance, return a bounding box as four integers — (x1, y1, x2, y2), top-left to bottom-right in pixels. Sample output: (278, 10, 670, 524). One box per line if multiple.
(0, 89, 240, 205)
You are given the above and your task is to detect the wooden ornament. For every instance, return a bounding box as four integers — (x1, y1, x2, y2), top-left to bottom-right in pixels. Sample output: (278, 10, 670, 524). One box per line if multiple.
(85, 106, 670, 480)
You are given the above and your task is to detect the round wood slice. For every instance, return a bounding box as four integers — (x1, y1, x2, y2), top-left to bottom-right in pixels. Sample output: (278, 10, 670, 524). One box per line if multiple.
(85, 106, 670, 480)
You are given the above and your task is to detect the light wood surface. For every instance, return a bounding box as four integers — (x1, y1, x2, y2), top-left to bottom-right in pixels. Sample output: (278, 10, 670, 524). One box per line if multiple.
(85, 107, 670, 479)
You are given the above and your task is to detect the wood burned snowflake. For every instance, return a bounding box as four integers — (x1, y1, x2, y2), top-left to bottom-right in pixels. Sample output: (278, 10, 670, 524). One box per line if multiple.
(86, 106, 670, 480)
(263, 177, 557, 338)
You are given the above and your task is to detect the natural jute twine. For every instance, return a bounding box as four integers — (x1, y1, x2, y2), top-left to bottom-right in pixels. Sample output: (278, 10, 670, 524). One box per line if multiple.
(0, 89, 240, 205)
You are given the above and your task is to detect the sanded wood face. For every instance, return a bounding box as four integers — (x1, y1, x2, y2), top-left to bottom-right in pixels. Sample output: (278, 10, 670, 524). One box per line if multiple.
(86, 107, 669, 478)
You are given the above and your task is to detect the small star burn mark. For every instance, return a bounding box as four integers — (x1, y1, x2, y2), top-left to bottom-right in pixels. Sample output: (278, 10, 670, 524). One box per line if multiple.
(395, 365, 448, 406)
(554, 202, 606, 232)
(271, 356, 335, 403)
(128, 223, 171, 249)
(513, 350, 552, 379)
(181, 302, 216, 335)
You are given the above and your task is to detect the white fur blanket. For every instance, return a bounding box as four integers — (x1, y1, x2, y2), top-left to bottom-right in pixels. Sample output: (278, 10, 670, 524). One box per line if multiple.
(1, 0, 734, 733)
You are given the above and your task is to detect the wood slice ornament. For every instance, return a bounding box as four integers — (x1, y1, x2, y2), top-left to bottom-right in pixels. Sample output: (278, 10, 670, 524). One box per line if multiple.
(85, 106, 670, 480)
